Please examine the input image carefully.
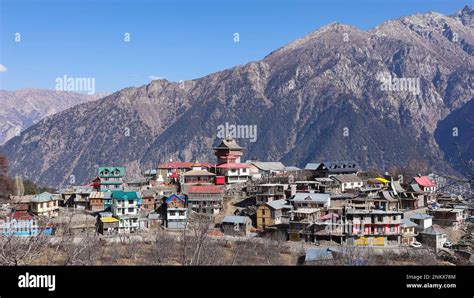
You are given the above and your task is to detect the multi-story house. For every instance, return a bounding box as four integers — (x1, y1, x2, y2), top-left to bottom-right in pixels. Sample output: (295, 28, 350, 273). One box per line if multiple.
(164, 194, 187, 229)
(400, 219, 418, 246)
(111, 191, 139, 233)
(345, 209, 402, 246)
(256, 199, 291, 230)
(89, 191, 106, 212)
(0, 212, 40, 237)
(98, 216, 119, 235)
(182, 162, 215, 184)
(246, 161, 285, 179)
(97, 167, 125, 191)
(330, 174, 364, 192)
(140, 189, 156, 212)
(157, 161, 214, 183)
(428, 208, 465, 230)
(255, 184, 286, 205)
(221, 215, 252, 237)
(308, 161, 359, 178)
(213, 138, 250, 184)
(409, 213, 433, 231)
(30, 192, 59, 217)
(411, 175, 437, 193)
(185, 185, 223, 215)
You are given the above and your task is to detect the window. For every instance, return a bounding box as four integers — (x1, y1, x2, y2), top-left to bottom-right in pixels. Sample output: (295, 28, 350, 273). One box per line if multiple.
(261, 209, 265, 215)
(128, 200, 134, 204)
(390, 226, 395, 232)
(170, 211, 176, 216)
(179, 211, 185, 216)
(128, 208, 134, 213)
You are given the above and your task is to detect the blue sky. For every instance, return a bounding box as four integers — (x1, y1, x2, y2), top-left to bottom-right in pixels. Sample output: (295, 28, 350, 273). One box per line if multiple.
(0, 0, 470, 93)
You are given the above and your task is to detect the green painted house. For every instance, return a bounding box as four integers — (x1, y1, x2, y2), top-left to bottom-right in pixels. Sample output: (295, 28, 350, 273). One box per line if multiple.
(98, 167, 125, 192)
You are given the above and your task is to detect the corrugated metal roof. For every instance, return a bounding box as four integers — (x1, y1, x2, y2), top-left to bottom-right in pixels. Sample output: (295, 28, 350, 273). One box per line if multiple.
(291, 193, 330, 203)
(31, 192, 58, 202)
(414, 176, 435, 187)
(410, 213, 433, 220)
(330, 174, 363, 184)
(100, 217, 119, 223)
(251, 161, 285, 171)
(401, 219, 418, 228)
(266, 199, 291, 210)
(304, 163, 321, 170)
(222, 215, 250, 224)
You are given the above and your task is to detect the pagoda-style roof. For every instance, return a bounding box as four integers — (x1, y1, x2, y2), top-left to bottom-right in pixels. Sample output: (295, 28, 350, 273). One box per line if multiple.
(213, 138, 244, 150)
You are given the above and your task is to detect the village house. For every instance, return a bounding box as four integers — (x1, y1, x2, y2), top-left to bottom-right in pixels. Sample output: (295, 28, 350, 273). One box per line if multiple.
(411, 175, 437, 193)
(185, 185, 223, 215)
(287, 193, 330, 241)
(328, 193, 357, 211)
(307, 161, 359, 178)
(345, 209, 402, 246)
(157, 161, 214, 183)
(294, 181, 320, 193)
(97, 167, 125, 191)
(140, 189, 157, 212)
(255, 184, 286, 205)
(164, 194, 188, 229)
(182, 162, 215, 184)
(0, 212, 45, 237)
(330, 174, 364, 192)
(221, 215, 252, 237)
(290, 193, 330, 209)
(311, 213, 345, 244)
(72, 185, 93, 209)
(400, 219, 418, 246)
(256, 199, 292, 230)
(428, 208, 466, 230)
(98, 216, 119, 235)
(88, 191, 110, 212)
(409, 213, 433, 231)
(213, 138, 250, 184)
(417, 224, 448, 251)
(246, 161, 286, 179)
(8, 195, 33, 212)
(411, 175, 437, 203)
(315, 178, 338, 193)
(402, 183, 427, 209)
(30, 192, 59, 217)
(111, 191, 140, 233)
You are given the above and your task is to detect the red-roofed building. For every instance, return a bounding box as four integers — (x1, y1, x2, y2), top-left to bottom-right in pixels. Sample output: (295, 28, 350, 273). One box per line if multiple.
(185, 185, 224, 215)
(213, 138, 250, 184)
(412, 176, 436, 193)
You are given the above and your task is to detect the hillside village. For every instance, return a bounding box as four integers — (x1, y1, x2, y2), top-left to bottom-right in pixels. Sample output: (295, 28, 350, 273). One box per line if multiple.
(1, 138, 473, 265)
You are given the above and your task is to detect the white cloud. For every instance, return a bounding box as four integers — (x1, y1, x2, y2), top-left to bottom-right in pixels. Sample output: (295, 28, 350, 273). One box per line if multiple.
(0, 64, 7, 72)
(148, 75, 165, 80)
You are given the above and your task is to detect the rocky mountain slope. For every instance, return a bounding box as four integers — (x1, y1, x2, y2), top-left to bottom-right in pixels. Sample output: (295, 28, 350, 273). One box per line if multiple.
(0, 89, 105, 145)
(1, 6, 473, 187)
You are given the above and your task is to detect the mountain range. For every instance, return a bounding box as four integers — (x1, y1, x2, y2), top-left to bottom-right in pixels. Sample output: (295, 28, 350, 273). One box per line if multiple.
(1, 5, 473, 187)
(0, 89, 105, 145)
